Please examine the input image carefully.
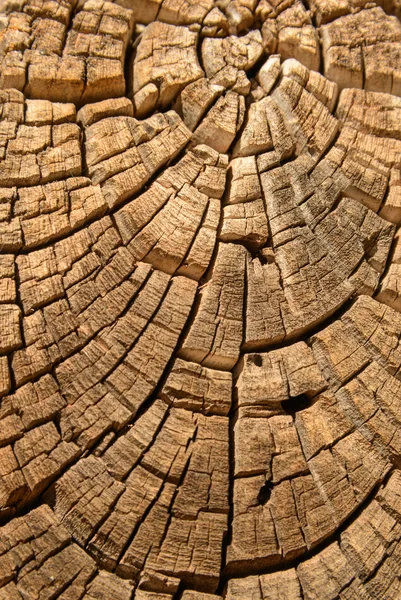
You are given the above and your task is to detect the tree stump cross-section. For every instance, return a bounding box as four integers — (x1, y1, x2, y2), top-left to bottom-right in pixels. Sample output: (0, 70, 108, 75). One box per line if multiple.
(0, 0, 401, 598)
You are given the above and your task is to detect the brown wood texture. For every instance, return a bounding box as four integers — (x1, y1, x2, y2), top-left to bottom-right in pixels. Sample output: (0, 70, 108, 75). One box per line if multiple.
(0, 0, 401, 598)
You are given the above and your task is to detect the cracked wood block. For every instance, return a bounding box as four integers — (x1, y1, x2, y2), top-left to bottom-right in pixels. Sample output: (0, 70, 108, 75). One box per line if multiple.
(377, 228, 401, 310)
(233, 98, 275, 158)
(118, 0, 214, 27)
(275, 2, 320, 71)
(227, 569, 302, 600)
(63, 1, 135, 103)
(0, 304, 21, 354)
(257, 54, 281, 94)
(0, 444, 27, 517)
(233, 95, 296, 160)
(220, 198, 268, 248)
(297, 542, 356, 600)
(295, 390, 353, 461)
(227, 469, 401, 591)
(297, 471, 401, 599)
(133, 594, 173, 600)
(236, 342, 326, 410)
(307, 430, 391, 526)
(380, 167, 401, 224)
(156, 0, 214, 26)
(136, 416, 228, 592)
(52, 269, 192, 449)
(228, 524, 401, 600)
(0, 421, 79, 516)
(336, 87, 401, 139)
(121, 500, 227, 594)
(84, 110, 191, 207)
(83, 409, 228, 593)
(225, 155, 262, 203)
(115, 144, 226, 280)
(104, 275, 197, 412)
(0, 255, 16, 305)
(101, 398, 168, 480)
(0, 0, 77, 93)
(199, 7, 230, 38)
(0, 374, 65, 431)
(229, 462, 319, 569)
(12, 217, 140, 385)
(126, 182, 211, 274)
(335, 88, 401, 214)
(228, 326, 393, 572)
(133, 22, 203, 114)
(220, 0, 258, 33)
(180, 593, 222, 600)
(86, 571, 135, 600)
(243, 163, 394, 348)
(0, 505, 97, 598)
(190, 91, 245, 153)
(0, 357, 10, 399)
(16, 216, 123, 317)
(0, 0, 135, 103)
(176, 78, 224, 132)
(77, 96, 134, 127)
(201, 30, 263, 94)
(32, 1, 133, 103)
(46, 455, 125, 546)
(328, 132, 398, 214)
(0, 94, 115, 250)
(280, 57, 338, 111)
(321, 7, 401, 95)
(179, 242, 246, 370)
(307, 0, 370, 25)
(161, 358, 232, 415)
(149, 512, 228, 592)
(311, 295, 401, 384)
(271, 65, 339, 162)
(337, 361, 401, 460)
(14, 178, 107, 249)
(0, 92, 81, 188)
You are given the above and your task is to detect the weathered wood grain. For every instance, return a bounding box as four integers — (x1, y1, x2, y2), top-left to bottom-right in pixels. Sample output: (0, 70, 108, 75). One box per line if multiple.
(0, 1, 401, 597)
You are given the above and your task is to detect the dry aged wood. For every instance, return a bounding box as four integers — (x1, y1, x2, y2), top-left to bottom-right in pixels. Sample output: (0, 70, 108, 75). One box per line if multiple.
(226, 297, 401, 574)
(227, 471, 401, 599)
(176, 78, 224, 132)
(120, 0, 214, 27)
(0, 0, 135, 103)
(161, 358, 232, 415)
(180, 242, 246, 370)
(3, 0, 401, 597)
(376, 227, 401, 310)
(114, 146, 227, 277)
(190, 91, 245, 153)
(274, 2, 320, 71)
(201, 30, 263, 93)
(321, 7, 401, 94)
(132, 22, 203, 113)
(84, 110, 191, 208)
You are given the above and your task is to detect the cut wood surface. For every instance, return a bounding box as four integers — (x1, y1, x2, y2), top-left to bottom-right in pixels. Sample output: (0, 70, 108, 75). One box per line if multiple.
(0, 0, 401, 598)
